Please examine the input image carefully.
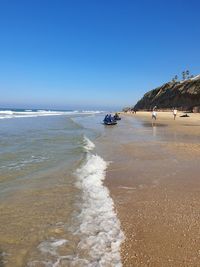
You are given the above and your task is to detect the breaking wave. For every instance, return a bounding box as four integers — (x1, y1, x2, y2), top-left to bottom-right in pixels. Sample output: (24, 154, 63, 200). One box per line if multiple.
(28, 136, 124, 267)
(73, 150, 124, 266)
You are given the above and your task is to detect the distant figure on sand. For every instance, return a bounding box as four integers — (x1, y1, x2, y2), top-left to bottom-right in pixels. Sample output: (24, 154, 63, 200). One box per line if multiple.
(151, 109, 157, 126)
(152, 110, 157, 120)
(153, 106, 157, 111)
(173, 108, 177, 120)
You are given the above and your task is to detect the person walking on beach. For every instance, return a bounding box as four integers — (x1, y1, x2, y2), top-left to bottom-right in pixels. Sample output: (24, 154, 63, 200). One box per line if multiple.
(173, 108, 177, 120)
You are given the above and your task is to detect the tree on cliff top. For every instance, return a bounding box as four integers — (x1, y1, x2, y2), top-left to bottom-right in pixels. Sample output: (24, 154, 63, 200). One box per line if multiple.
(182, 71, 186, 80)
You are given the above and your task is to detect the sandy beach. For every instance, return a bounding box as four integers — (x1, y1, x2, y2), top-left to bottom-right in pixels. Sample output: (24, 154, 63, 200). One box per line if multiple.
(1, 112, 200, 266)
(104, 112, 200, 266)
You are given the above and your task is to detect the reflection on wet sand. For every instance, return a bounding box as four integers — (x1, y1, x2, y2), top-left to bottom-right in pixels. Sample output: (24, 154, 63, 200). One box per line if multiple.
(142, 122, 167, 128)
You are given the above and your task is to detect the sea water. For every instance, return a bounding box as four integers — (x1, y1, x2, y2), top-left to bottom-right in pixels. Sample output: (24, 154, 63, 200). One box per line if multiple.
(0, 109, 124, 267)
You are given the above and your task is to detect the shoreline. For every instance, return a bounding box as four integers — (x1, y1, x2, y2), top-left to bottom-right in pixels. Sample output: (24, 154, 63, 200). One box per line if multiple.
(122, 110, 200, 123)
(105, 112, 200, 266)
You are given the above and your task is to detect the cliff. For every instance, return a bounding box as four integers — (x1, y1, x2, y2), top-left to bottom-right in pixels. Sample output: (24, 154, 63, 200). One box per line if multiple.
(134, 75, 200, 112)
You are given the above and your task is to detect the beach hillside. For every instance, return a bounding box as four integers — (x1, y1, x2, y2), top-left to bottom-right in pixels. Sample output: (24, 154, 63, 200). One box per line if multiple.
(134, 74, 200, 112)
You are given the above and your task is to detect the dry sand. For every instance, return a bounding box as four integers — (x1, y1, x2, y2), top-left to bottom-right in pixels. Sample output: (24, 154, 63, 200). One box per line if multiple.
(106, 112, 200, 266)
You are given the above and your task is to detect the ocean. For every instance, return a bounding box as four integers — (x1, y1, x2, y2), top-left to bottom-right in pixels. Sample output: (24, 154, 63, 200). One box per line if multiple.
(0, 109, 124, 267)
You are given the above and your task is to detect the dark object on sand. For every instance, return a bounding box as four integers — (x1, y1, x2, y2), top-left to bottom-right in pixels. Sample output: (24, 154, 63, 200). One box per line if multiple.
(103, 114, 118, 125)
(180, 114, 190, 117)
(113, 113, 121, 120)
(103, 121, 117, 125)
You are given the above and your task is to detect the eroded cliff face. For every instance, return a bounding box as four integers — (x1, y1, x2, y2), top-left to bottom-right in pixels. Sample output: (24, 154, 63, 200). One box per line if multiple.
(134, 75, 200, 112)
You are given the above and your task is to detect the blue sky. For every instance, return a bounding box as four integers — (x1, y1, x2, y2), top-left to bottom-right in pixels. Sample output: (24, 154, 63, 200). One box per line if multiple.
(0, 0, 200, 110)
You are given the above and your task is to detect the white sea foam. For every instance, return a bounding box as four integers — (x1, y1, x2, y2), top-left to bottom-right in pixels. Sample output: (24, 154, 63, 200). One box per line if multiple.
(82, 110, 104, 114)
(73, 146, 124, 266)
(83, 135, 95, 151)
(0, 110, 103, 119)
(28, 136, 123, 267)
(28, 239, 69, 267)
(0, 110, 14, 114)
(38, 239, 68, 256)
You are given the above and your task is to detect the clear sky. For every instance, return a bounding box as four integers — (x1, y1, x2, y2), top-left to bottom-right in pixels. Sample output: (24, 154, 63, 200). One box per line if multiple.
(0, 0, 200, 110)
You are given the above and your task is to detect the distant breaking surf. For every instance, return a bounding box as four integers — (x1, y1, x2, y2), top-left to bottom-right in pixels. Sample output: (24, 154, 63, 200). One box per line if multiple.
(0, 109, 104, 119)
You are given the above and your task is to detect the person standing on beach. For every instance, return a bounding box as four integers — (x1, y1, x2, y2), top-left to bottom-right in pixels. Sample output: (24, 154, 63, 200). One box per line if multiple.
(151, 106, 157, 126)
(152, 110, 157, 120)
(151, 110, 157, 127)
(173, 108, 177, 120)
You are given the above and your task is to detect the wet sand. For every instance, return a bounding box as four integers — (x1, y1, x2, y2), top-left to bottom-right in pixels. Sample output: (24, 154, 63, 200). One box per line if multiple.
(105, 112, 200, 266)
